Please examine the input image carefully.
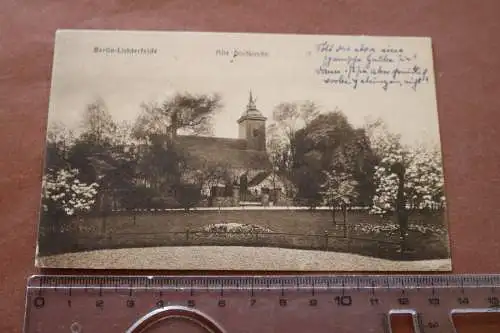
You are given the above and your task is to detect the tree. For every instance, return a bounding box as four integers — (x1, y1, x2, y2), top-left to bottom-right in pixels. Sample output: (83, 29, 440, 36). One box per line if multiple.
(129, 92, 222, 207)
(79, 99, 117, 146)
(111, 120, 135, 146)
(368, 119, 445, 252)
(320, 171, 358, 229)
(132, 92, 222, 142)
(65, 99, 119, 184)
(371, 145, 445, 215)
(292, 111, 375, 207)
(65, 100, 140, 211)
(135, 137, 186, 194)
(404, 147, 445, 211)
(266, 101, 320, 174)
(45, 122, 76, 171)
(42, 168, 99, 218)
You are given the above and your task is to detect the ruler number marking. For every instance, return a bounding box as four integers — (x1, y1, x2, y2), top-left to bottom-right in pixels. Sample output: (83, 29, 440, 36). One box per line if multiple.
(250, 298, 256, 306)
(488, 296, 500, 307)
(398, 297, 410, 305)
(428, 296, 440, 306)
(34, 296, 45, 309)
(96, 299, 104, 310)
(457, 296, 469, 305)
(334, 295, 352, 306)
(126, 299, 135, 308)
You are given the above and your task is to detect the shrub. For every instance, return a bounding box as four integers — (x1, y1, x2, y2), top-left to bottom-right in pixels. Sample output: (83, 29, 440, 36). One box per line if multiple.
(202, 223, 273, 233)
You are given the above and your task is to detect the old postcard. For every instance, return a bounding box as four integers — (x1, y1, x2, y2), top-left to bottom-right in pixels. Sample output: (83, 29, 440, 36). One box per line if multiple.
(35, 30, 451, 271)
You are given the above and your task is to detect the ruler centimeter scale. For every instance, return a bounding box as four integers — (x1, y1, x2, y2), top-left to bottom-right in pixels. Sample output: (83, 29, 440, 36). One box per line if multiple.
(24, 274, 500, 333)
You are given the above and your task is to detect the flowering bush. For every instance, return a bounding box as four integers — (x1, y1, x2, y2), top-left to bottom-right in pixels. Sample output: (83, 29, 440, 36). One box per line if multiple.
(370, 143, 445, 215)
(349, 223, 446, 235)
(370, 142, 406, 215)
(42, 168, 99, 216)
(320, 170, 358, 207)
(202, 223, 273, 234)
(404, 147, 445, 210)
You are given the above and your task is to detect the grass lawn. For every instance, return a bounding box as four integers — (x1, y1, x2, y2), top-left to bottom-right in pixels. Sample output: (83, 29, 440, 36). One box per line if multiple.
(37, 209, 450, 261)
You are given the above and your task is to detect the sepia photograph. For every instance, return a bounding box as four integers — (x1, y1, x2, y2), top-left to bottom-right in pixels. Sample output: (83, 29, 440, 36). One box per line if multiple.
(35, 30, 451, 270)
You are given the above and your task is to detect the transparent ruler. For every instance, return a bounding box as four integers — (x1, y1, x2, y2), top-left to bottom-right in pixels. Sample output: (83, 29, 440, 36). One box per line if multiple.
(23, 274, 500, 333)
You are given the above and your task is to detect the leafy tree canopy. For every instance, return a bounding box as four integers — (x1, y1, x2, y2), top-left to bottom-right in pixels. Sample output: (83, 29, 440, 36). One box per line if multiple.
(132, 92, 223, 141)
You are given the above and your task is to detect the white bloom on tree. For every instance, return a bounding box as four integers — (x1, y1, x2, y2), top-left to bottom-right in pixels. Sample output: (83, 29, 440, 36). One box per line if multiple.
(370, 141, 445, 215)
(42, 168, 99, 216)
(320, 170, 358, 207)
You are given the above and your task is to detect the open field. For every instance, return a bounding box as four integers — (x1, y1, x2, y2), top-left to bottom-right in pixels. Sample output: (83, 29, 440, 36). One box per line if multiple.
(37, 208, 450, 261)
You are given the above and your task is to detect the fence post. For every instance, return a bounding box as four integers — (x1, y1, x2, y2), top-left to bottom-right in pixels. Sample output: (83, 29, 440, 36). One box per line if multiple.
(324, 231, 329, 250)
(186, 229, 190, 242)
(100, 212, 107, 237)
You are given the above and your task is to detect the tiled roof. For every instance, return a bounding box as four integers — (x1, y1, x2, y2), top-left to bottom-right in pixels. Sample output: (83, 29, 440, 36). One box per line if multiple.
(247, 171, 272, 187)
(177, 135, 272, 170)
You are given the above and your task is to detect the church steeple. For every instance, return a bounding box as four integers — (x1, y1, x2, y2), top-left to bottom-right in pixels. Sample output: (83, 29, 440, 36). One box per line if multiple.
(248, 90, 257, 110)
(237, 91, 267, 151)
(238, 91, 266, 123)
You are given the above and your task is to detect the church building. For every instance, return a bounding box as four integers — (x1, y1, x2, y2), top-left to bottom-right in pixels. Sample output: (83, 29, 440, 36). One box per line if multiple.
(177, 92, 287, 205)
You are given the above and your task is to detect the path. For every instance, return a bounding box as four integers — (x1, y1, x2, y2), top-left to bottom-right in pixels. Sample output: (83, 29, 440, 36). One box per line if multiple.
(36, 246, 452, 271)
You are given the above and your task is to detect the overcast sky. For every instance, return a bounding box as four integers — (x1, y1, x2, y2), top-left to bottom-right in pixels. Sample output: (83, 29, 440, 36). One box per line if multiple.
(47, 30, 443, 148)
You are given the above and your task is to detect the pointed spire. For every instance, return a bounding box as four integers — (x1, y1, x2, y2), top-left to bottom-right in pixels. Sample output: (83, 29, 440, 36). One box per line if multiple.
(247, 90, 257, 110)
(237, 90, 266, 124)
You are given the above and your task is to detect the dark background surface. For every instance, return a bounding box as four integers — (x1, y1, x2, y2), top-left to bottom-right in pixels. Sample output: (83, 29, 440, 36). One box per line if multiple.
(1, 0, 499, 332)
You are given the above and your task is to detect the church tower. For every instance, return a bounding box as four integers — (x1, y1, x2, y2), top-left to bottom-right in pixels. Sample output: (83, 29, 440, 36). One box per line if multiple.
(237, 91, 267, 151)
